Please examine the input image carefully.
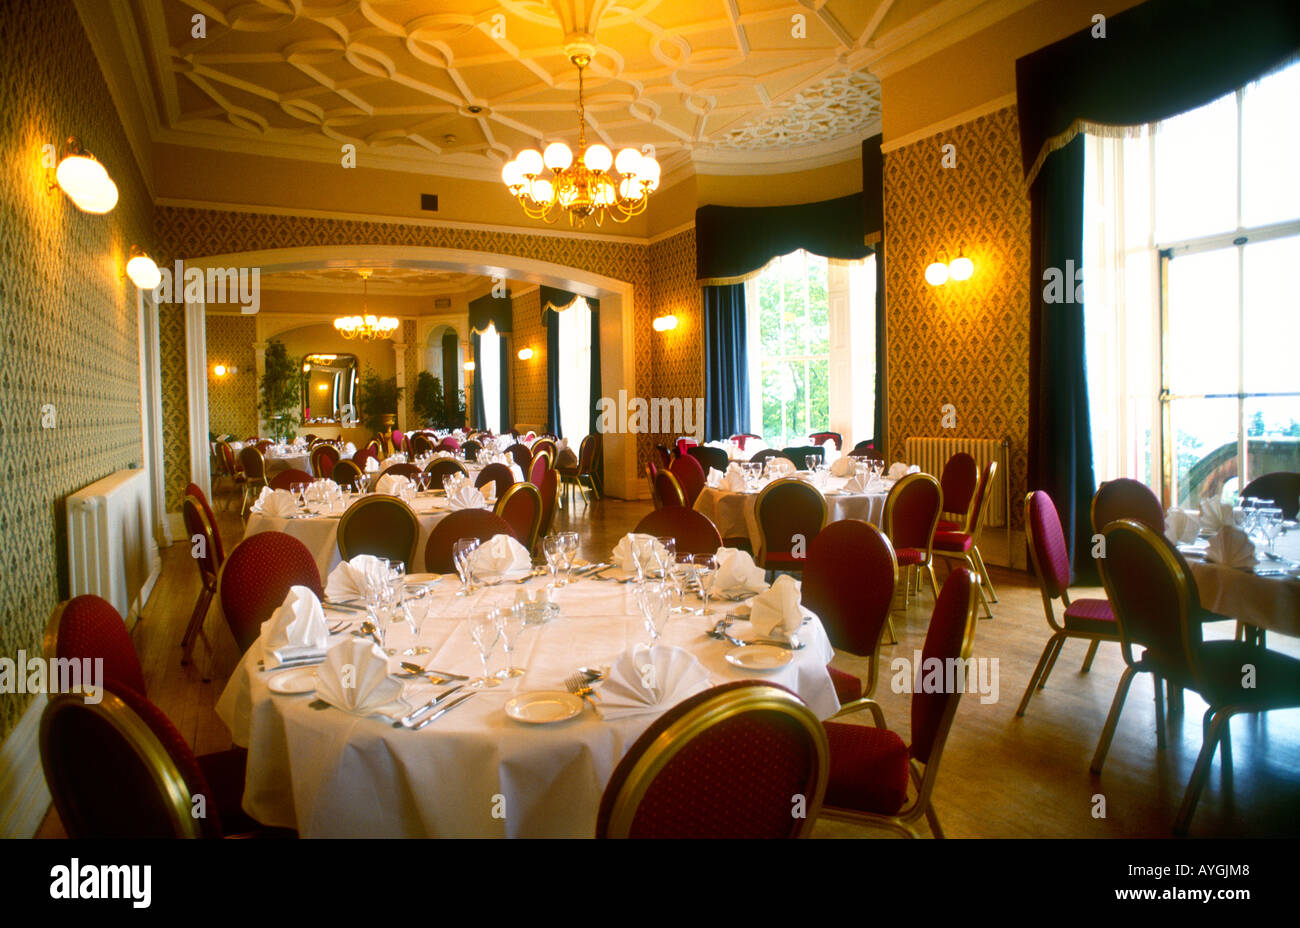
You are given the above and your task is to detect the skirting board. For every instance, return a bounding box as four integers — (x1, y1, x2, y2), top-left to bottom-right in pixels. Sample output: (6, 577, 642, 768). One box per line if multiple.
(0, 693, 51, 838)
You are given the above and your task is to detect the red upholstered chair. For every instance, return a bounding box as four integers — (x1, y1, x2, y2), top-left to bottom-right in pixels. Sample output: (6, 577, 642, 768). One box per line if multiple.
(537, 468, 560, 541)
(560, 433, 602, 510)
(1241, 471, 1300, 520)
(495, 481, 543, 554)
(461, 439, 482, 462)
(425, 510, 517, 573)
(932, 460, 999, 617)
(310, 443, 339, 479)
(180, 496, 221, 674)
(436, 436, 462, 453)
(475, 462, 516, 500)
(1092, 478, 1164, 536)
(507, 442, 532, 472)
(675, 436, 699, 457)
(809, 431, 843, 450)
(935, 452, 979, 532)
(352, 447, 375, 471)
(670, 453, 706, 506)
(255, 439, 273, 453)
(1015, 491, 1120, 717)
(410, 433, 435, 456)
(185, 482, 224, 564)
(596, 681, 828, 838)
(883, 473, 942, 607)
(653, 469, 688, 509)
(337, 495, 421, 570)
(378, 462, 422, 481)
(729, 433, 762, 450)
(391, 429, 405, 453)
(687, 445, 729, 476)
(802, 521, 900, 715)
(218, 532, 323, 656)
(849, 439, 882, 460)
(40, 680, 271, 838)
(425, 458, 470, 487)
(331, 459, 364, 490)
(365, 438, 382, 458)
(532, 438, 558, 465)
(781, 445, 825, 469)
(753, 478, 828, 574)
(652, 444, 672, 469)
(819, 567, 981, 838)
(43, 595, 147, 698)
(750, 448, 782, 465)
(633, 508, 723, 556)
(269, 468, 315, 491)
(527, 451, 551, 487)
(238, 445, 267, 517)
(215, 441, 243, 509)
(1091, 519, 1298, 834)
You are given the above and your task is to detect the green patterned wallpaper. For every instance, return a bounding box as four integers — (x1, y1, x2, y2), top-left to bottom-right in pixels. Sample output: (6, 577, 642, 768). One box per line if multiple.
(206, 314, 257, 440)
(0, 0, 154, 742)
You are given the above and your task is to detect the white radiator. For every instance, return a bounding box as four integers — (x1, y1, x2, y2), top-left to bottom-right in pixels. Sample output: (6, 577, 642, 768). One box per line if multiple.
(904, 437, 1010, 529)
(66, 468, 160, 622)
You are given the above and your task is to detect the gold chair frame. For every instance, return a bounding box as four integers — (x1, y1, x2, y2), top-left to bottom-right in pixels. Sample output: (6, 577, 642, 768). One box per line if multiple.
(495, 481, 543, 553)
(336, 494, 421, 569)
(826, 525, 900, 726)
(882, 472, 942, 609)
(752, 477, 829, 571)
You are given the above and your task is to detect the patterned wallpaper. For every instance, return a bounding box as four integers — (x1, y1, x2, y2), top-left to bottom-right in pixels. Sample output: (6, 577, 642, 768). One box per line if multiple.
(882, 105, 1030, 529)
(0, 0, 154, 741)
(510, 289, 547, 431)
(402, 319, 418, 430)
(159, 303, 188, 511)
(206, 314, 257, 439)
(643, 228, 705, 464)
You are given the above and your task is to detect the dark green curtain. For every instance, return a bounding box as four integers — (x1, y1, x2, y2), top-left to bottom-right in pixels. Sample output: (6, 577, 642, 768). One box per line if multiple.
(469, 331, 486, 430)
(703, 284, 748, 441)
(441, 331, 458, 423)
(468, 292, 513, 334)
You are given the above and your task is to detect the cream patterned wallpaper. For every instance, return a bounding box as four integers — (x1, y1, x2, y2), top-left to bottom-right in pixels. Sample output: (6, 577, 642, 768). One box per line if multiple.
(882, 106, 1030, 529)
(205, 314, 257, 439)
(0, 0, 154, 741)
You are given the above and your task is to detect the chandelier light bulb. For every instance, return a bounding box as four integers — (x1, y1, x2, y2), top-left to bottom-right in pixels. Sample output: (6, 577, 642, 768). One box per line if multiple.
(640, 157, 661, 191)
(532, 178, 555, 203)
(583, 144, 612, 172)
(543, 142, 573, 171)
(516, 148, 544, 176)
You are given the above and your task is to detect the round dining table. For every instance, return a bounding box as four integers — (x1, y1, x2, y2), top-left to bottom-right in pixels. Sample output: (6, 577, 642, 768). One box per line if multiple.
(1182, 527, 1300, 638)
(215, 575, 839, 837)
(693, 474, 890, 550)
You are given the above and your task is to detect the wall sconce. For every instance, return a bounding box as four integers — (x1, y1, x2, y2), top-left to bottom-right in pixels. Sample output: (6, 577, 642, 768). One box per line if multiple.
(317, 383, 329, 393)
(517, 347, 535, 361)
(52, 137, 118, 213)
(925, 249, 975, 287)
(652, 314, 678, 332)
(125, 246, 161, 289)
(212, 364, 237, 378)
(464, 360, 476, 371)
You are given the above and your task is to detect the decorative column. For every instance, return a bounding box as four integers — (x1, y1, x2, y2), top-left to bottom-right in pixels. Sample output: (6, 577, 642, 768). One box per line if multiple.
(393, 338, 407, 432)
(254, 340, 268, 436)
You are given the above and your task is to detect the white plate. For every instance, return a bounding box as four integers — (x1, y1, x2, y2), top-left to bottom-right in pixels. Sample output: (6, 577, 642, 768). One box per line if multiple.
(406, 573, 442, 585)
(268, 667, 318, 694)
(725, 645, 792, 672)
(505, 691, 584, 724)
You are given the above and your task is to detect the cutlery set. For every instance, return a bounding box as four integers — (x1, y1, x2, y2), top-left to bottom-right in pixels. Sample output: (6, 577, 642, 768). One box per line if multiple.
(705, 619, 804, 650)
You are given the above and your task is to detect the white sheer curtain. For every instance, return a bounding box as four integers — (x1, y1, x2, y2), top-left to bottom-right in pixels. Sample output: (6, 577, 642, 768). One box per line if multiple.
(480, 324, 501, 434)
(557, 297, 592, 443)
(1083, 131, 1160, 488)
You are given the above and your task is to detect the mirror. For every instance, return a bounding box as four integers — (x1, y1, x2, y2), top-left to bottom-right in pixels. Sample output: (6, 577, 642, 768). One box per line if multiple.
(301, 353, 358, 423)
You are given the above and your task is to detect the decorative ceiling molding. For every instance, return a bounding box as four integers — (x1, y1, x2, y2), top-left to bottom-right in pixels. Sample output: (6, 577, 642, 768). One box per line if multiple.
(260, 266, 491, 295)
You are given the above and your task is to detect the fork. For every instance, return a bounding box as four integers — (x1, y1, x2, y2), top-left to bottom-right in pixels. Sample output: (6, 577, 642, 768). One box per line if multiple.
(565, 673, 599, 711)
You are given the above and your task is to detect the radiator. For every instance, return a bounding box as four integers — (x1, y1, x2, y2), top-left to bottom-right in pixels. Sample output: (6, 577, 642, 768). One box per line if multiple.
(66, 468, 159, 622)
(903, 437, 1010, 528)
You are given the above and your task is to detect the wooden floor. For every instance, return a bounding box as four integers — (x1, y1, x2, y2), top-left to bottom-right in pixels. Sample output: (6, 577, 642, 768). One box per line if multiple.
(39, 489, 1300, 838)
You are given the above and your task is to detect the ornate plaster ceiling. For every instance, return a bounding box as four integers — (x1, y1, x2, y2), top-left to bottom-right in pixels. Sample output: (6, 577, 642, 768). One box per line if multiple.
(262, 266, 492, 293)
(107, 0, 994, 178)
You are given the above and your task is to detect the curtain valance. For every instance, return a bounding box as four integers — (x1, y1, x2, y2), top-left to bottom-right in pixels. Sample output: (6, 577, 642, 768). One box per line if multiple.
(540, 286, 599, 317)
(468, 291, 513, 334)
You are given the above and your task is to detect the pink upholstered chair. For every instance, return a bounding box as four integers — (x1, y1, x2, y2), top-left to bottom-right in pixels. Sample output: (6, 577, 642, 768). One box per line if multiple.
(931, 460, 999, 616)
(1091, 478, 1164, 536)
(936, 452, 979, 532)
(496, 481, 543, 554)
(653, 469, 688, 509)
(310, 443, 339, 479)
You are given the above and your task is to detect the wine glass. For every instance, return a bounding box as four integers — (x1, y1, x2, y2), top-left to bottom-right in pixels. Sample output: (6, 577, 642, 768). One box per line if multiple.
(668, 555, 693, 614)
(402, 593, 432, 656)
(560, 531, 580, 585)
(543, 534, 564, 584)
(452, 538, 480, 595)
(1258, 507, 1283, 554)
(804, 455, 820, 473)
(496, 605, 526, 678)
(636, 580, 672, 643)
(469, 609, 501, 689)
(693, 554, 718, 615)
(653, 537, 676, 580)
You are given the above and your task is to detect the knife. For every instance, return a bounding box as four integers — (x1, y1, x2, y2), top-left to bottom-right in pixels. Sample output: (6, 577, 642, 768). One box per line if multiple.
(394, 684, 465, 727)
(412, 692, 475, 729)
(259, 655, 325, 671)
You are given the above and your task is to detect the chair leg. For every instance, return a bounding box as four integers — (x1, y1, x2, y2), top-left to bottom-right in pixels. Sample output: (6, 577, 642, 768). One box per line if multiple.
(1153, 675, 1167, 749)
(1038, 635, 1065, 690)
(1091, 665, 1138, 774)
(925, 563, 940, 602)
(1167, 681, 1184, 713)
(885, 616, 898, 646)
(1175, 708, 1233, 836)
(971, 546, 997, 602)
(1081, 639, 1100, 672)
(1016, 633, 1063, 717)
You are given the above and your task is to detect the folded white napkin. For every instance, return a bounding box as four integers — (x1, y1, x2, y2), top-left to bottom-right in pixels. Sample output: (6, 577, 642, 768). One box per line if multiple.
(479, 481, 498, 503)
(749, 574, 804, 640)
(722, 463, 747, 492)
(842, 473, 871, 495)
(261, 585, 328, 665)
(447, 485, 488, 511)
(1198, 497, 1239, 534)
(821, 439, 840, 466)
(314, 639, 404, 717)
(829, 456, 856, 477)
(374, 473, 413, 496)
(713, 547, 768, 594)
(251, 487, 298, 518)
(364, 457, 380, 473)
(432, 450, 455, 461)
(1204, 525, 1256, 568)
(887, 462, 921, 479)
(509, 463, 525, 482)
(325, 554, 389, 601)
(470, 533, 531, 576)
(596, 644, 712, 721)
(342, 442, 356, 456)
(765, 457, 796, 478)
(1164, 507, 1200, 545)
(612, 533, 671, 574)
(382, 453, 407, 466)
(706, 467, 725, 488)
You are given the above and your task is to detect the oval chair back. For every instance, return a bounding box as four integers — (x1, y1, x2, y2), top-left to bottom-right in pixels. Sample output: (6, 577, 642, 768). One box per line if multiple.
(809, 431, 842, 450)
(182, 496, 220, 589)
(391, 430, 405, 454)
(310, 444, 339, 479)
(670, 453, 706, 506)
(378, 462, 422, 481)
(185, 482, 224, 563)
(1024, 491, 1073, 602)
(331, 459, 364, 490)
(475, 462, 516, 500)
(1241, 471, 1300, 520)
(436, 437, 461, 453)
(675, 437, 699, 457)
(43, 595, 147, 698)
(938, 452, 979, 529)
(803, 521, 898, 671)
(753, 478, 828, 571)
(410, 434, 435, 456)
(461, 439, 482, 462)
(352, 448, 375, 471)
(883, 473, 942, 563)
(269, 468, 314, 491)
(425, 458, 470, 487)
(507, 443, 532, 472)
(40, 681, 221, 838)
(596, 681, 828, 838)
(1092, 478, 1164, 537)
(781, 445, 824, 470)
(537, 467, 560, 541)
(909, 567, 980, 766)
(532, 438, 558, 463)
(238, 445, 266, 484)
(1097, 520, 1199, 671)
(967, 460, 998, 542)
(578, 433, 599, 471)
(528, 451, 551, 487)
(633, 508, 722, 556)
(653, 469, 687, 509)
(750, 448, 781, 465)
(255, 439, 273, 454)
(496, 481, 543, 554)
(687, 445, 729, 476)
(365, 439, 382, 458)
(218, 532, 323, 656)
(425, 510, 517, 572)
(848, 440, 882, 460)
(338, 496, 421, 570)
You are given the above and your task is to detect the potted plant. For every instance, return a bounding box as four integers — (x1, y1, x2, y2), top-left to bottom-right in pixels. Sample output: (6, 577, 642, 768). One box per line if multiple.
(258, 339, 302, 443)
(412, 370, 467, 429)
(356, 367, 404, 437)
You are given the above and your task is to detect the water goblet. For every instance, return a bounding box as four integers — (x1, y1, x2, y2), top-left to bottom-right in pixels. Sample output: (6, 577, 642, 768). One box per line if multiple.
(452, 538, 480, 595)
(653, 537, 677, 580)
(636, 580, 672, 643)
(1259, 507, 1283, 554)
(469, 609, 502, 689)
(543, 534, 564, 584)
(495, 606, 526, 679)
(668, 555, 692, 614)
(402, 594, 432, 656)
(694, 555, 718, 615)
(560, 531, 580, 585)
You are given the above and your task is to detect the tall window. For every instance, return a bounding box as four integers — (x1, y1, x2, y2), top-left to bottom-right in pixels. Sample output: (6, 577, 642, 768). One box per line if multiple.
(556, 297, 592, 442)
(745, 250, 875, 448)
(1085, 60, 1300, 505)
(479, 324, 502, 434)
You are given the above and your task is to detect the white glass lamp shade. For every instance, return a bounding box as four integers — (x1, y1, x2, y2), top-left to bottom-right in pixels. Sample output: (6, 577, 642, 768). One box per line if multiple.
(501, 160, 525, 188)
(594, 177, 615, 206)
(516, 148, 544, 176)
(543, 142, 573, 171)
(57, 153, 118, 213)
(583, 144, 613, 172)
(924, 262, 949, 286)
(531, 178, 555, 204)
(126, 252, 161, 289)
(949, 255, 975, 281)
(640, 156, 661, 191)
(614, 147, 641, 175)
(618, 177, 641, 200)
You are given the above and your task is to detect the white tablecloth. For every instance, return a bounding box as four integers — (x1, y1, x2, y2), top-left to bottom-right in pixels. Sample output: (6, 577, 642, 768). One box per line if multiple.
(245, 494, 477, 577)
(1185, 530, 1300, 638)
(263, 451, 311, 476)
(693, 475, 888, 548)
(215, 577, 838, 837)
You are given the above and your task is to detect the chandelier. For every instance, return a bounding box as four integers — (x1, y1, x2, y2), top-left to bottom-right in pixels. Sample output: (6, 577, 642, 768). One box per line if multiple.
(333, 271, 399, 340)
(501, 49, 660, 227)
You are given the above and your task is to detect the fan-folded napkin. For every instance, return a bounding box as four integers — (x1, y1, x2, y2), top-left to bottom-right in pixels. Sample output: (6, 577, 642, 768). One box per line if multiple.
(1164, 508, 1200, 545)
(749, 574, 804, 639)
(325, 554, 389, 601)
(713, 547, 767, 593)
(261, 585, 328, 664)
(596, 644, 711, 721)
(612, 533, 672, 574)
(887, 463, 921, 480)
(314, 639, 404, 716)
(251, 487, 298, 518)
(1204, 526, 1256, 568)
(375, 473, 413, 496)
(447, 485, 488, 511)
(470, 534, 531, 576)
(1198, 497, 1239, 534)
